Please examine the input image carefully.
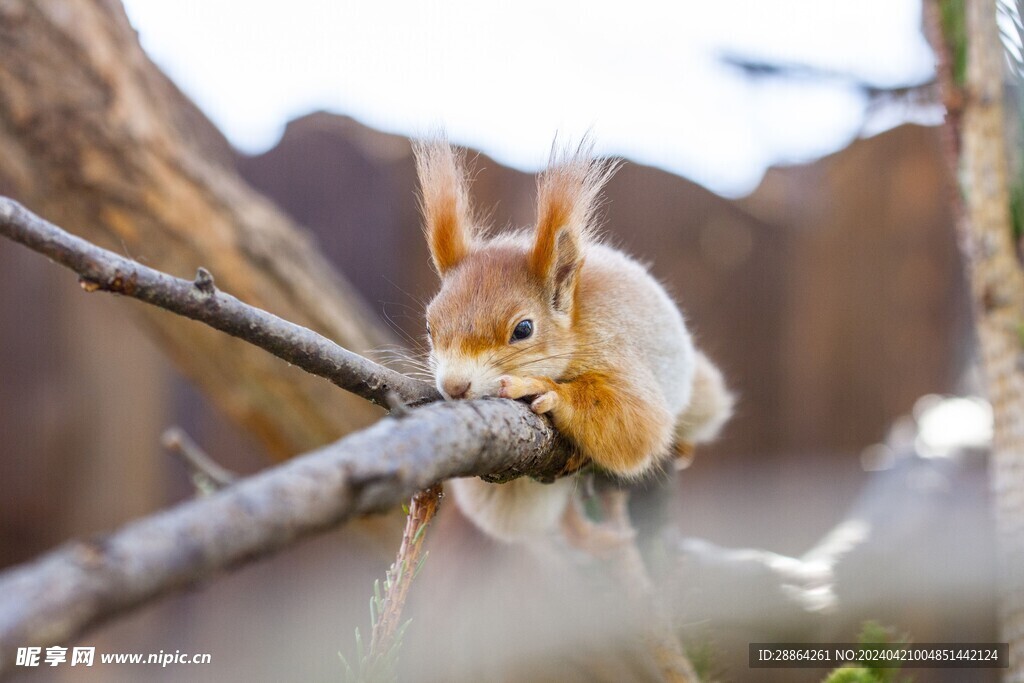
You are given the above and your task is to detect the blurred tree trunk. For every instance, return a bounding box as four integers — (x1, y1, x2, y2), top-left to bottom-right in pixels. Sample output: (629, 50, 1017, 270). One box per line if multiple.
(0, 0, 391, 458)
(953, 0, 1024, 678)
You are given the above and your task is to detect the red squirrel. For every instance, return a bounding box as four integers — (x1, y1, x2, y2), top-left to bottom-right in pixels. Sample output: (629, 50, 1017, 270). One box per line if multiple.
(415, 139, 733, 542)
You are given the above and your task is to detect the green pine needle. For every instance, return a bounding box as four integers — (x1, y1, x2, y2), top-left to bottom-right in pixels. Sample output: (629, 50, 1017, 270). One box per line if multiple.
(413, 551, 429, 578)
(354, 627, 365, 667)
(393, 559, 405, 587)
(339, 554, 430, 681)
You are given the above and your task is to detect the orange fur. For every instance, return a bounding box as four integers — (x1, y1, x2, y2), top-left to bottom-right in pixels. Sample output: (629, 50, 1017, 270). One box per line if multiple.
(413, 139, 475, 275)
(529, 140, 619, 313)
(426, 245, 560, 359)
(499, 372, 673, 475)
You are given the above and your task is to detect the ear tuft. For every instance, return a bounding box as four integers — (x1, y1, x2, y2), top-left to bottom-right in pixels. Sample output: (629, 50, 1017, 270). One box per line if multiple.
(530, 137, 619, 311)
(413, 138, 476, 276)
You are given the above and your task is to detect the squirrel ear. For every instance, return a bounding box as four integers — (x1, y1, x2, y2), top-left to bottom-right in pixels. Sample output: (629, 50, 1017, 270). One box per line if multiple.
(414, 139, 476, 276)
(529, 139, 617, 313)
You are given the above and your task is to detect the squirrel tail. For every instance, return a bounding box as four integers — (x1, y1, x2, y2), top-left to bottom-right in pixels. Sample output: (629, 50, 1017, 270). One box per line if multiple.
(674, 351, 734, 452)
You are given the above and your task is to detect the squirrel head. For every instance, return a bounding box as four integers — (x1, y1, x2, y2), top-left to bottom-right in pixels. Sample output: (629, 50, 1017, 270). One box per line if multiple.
(414, 138, 615, 400)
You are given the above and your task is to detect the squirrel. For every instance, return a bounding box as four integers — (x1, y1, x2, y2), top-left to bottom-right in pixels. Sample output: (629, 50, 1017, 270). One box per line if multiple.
(414, 138, 733, 542)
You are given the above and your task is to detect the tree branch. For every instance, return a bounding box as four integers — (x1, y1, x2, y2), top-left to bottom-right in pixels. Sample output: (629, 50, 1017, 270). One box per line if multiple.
(0, 197, 438, 408)
(667, 414, 992, 631)
(161, 427, 238, 493)
(0, 398, 571, 675)
(927, 0, 1024, 675)
(370, 484, 443, 663)
(0, 195, 577, 674)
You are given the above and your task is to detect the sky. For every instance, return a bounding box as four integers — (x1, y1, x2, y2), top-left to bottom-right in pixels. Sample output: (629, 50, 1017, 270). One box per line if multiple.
(122, 0, 939, 197)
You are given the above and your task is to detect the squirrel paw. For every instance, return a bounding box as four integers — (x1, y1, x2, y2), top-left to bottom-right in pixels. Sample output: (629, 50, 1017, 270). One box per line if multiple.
(498, 375, 548, 400)
(497, 375, 525, 399)
(530, 391, 558, 414)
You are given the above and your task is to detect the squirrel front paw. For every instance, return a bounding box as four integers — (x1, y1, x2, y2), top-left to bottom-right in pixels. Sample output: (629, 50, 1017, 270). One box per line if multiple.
(530, 391, 558, 414)
(498, 375, 558, 413)
(497, 375, 523, 399)
(498, 375, 551, 400)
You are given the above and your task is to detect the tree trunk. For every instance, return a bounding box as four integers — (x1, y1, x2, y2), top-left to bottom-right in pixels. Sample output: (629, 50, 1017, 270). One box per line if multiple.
(960, 0, 1024, 678)
(0, 0, 391, 457)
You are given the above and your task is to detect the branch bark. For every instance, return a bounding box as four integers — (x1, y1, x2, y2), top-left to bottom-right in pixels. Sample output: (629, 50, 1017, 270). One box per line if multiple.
(963, 1, 1024, 676)
(0, 397, 571, 676)
(928, 1, 1024, 678)
(0, 197, 438, 408)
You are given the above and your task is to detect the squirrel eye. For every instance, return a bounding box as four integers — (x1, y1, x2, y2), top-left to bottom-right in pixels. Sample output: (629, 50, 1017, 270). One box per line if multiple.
(510, 319, 533, 342)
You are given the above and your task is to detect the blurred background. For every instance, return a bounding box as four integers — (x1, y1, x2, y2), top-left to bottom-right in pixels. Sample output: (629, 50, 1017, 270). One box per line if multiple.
(0, 0, 1002, 681)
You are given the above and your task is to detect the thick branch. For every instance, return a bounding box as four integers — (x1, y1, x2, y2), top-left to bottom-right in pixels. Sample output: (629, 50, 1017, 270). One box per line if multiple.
(937, 0, 1024, 677)
(0, 398, 571, 675)
(669, 431, 991, 627)
(0, 0, 395, 455)
(0, 197, 438, 408)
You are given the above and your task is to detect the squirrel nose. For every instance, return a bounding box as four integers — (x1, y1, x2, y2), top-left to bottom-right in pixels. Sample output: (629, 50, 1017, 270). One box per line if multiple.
(443, 378, 471, 399)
